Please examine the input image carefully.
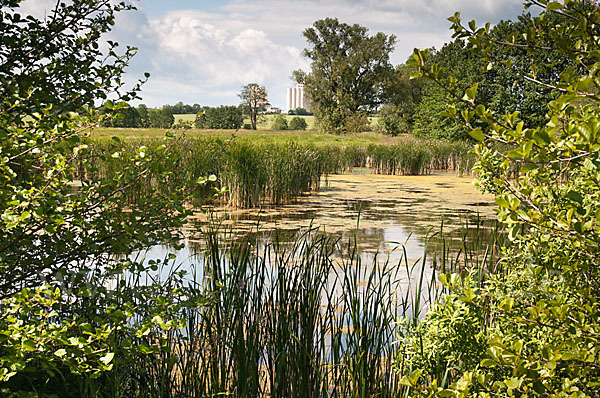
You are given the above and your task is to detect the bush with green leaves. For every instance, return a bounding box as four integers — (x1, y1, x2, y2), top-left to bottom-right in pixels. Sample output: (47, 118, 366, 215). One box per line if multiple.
(0, 0, 212, 395)
(376, 103, 409, 136)
(271, 114, 289, 130)
(289, 116, 308, 130)
(398, 1, 600, 396)
(194, 105, 243, 129)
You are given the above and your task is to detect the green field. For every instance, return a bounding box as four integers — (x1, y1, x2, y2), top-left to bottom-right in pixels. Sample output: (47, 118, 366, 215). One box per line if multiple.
(91, 127, 406, 146)
(173, 114, 378, 130)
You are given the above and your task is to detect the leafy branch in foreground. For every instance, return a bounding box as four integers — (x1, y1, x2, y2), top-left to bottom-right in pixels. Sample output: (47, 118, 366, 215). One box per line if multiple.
(0, 1, 216, 395)
(400, 1, 600, 396)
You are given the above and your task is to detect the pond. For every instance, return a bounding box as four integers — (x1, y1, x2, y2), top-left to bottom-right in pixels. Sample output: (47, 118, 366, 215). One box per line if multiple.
(138, 170, 497, 318)
(186, 170, 495, 252)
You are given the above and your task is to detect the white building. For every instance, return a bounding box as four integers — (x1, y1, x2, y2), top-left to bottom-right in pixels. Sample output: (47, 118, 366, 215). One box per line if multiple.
(286, 84, 310, 112)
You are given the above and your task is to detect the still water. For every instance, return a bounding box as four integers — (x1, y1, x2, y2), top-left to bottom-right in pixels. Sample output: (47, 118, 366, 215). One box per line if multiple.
(137, 170, 496, 316)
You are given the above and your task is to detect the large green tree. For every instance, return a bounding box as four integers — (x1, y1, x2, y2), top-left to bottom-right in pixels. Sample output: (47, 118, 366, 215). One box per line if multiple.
(411, 40, 484, 139)
(377, 64, 424, 135)
(411, 14, 570, 140)
(296, 18, 396, 134)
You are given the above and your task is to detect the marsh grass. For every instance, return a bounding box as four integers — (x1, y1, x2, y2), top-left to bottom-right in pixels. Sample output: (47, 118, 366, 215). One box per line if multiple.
(106, 215, 505, 397)
(81, 136, 476, 209)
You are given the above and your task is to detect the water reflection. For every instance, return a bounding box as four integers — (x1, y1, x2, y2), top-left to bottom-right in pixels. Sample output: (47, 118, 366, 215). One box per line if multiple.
(185, 171, 496, 253)
(136, 171, 496, 321)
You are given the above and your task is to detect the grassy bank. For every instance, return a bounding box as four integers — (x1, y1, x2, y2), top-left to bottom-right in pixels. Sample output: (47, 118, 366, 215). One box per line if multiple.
(81, 134, 476, 208)
(172, 114, 380, 130)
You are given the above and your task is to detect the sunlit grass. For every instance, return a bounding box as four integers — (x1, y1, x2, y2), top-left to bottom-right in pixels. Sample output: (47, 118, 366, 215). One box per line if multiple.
(172, 114, 380, 130)
(91, 127, 404, 146)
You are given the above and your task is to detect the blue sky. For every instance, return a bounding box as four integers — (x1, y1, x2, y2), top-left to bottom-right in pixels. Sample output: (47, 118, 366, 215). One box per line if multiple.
(140, 1, 230, 17)
(21, 0, 527, 109)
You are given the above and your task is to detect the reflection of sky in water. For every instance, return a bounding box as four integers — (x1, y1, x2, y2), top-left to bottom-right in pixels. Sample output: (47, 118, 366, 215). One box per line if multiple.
(134, 172, 495, 322)
(126, 172, 499, 362)
(130, 241, 205, 286)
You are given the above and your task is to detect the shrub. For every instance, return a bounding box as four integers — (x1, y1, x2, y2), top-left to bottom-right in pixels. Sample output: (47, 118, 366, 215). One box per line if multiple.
(289, 116, 308, 130)
(271, 114, 288, 131)
(398, 1, 600, 396)
(376, 104, 407, 136)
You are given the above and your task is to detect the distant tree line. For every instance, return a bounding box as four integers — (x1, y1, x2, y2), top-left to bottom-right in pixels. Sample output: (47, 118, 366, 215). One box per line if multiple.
(169, 101, 202, 114)
(101, 104, 175, 129)
(194, 106, 243, 129)
(288, 108, 312, 116)
(101, 103, 246, 130)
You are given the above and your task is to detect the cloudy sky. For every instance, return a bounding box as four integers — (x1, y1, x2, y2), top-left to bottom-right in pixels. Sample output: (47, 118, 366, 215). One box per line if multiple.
(21, 0, 527, 108)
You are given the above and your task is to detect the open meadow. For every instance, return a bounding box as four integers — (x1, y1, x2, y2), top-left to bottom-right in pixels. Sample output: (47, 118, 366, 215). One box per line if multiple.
(92, 127, 402, 145)
(173, 113, 379, 130)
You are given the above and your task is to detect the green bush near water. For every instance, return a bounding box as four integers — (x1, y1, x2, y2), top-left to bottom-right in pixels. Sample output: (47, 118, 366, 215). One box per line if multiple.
(394, 2, 600, 396)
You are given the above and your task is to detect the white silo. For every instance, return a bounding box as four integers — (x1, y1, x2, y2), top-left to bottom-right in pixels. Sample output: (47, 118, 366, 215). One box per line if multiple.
(298, 85, 304, 109)
(294, 87, 302, 109)
(287, 88, 293, 111)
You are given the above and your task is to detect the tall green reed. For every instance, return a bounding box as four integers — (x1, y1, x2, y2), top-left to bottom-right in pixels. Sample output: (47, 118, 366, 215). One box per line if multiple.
(80, 136, 475, 208)
(104, 216, 504, 397)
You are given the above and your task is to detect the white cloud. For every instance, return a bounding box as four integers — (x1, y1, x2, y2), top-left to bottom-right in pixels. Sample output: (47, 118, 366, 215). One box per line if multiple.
(136, 10, 309, 107)
(17, 0, 58, 19)
(15, 0, 528, 107)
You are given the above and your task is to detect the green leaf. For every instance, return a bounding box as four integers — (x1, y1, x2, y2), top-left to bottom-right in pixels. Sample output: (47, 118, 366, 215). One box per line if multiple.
(54, 349, 67, 357)
(22, 340, 36, 352)
(508, 225, 520, 240)
(520, 163, 539, 172)
(546, 1, 563, 11)
(99, 352, 114, 365)
(464, 83, 478, 101)
(506, 377, 521, 389)
(468, 128, 485, 142)
(495, 197, 510, 208)
(499, 297, 514, 312)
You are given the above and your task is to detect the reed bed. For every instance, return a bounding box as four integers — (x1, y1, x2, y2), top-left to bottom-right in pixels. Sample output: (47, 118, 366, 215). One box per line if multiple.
(110, 219, 503, 397)
(80, 136, 476, 208)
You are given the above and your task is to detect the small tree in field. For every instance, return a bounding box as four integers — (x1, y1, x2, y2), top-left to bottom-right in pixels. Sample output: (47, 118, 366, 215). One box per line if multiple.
(239, 83, 269, 130)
